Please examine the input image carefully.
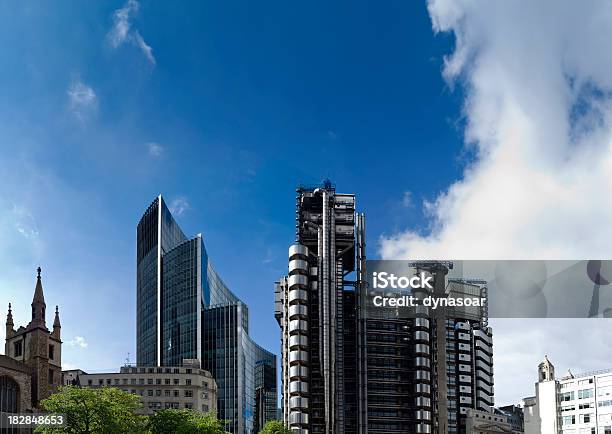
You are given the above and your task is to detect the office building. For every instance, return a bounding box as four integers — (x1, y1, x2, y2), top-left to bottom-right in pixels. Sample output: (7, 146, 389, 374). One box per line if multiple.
(254, 360, 278, 433)
(275, 181, 363, 434)
(496, 405, 524, 433)
(137, 195, 276, 434)
(62, 368, 87, 386)
(524, 356, 612, 434)
(464, 408, 519, 433)
(2, 268, 62, 412)
(69, 359, 217, 415)
(275, 181, 494, 434)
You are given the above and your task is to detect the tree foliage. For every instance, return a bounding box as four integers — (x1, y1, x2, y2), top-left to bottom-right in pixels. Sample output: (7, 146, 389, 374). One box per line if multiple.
(37, 386, 148, 434)
(148, 408, 227, 434)
(260, 420, 292, 434)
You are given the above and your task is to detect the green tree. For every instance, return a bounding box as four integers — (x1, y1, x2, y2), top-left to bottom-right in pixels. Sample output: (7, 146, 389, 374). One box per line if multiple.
(260, 420, 291, 434)
(36, 385, 148, 434)
(148, 408, 227, 434)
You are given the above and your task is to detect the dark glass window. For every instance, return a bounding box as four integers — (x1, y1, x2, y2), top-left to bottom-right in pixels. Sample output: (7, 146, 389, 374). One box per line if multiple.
(13, 341, 22, 358)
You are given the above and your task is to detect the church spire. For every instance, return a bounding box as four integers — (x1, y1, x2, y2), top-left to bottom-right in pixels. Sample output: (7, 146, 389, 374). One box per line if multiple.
(31, 266, 47, 327)
(6, 303, 13, 327)
(52, 305, 61, 339)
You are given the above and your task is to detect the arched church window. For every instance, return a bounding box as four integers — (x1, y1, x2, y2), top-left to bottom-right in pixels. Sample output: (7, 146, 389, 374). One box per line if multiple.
(0, 375, 20, 413)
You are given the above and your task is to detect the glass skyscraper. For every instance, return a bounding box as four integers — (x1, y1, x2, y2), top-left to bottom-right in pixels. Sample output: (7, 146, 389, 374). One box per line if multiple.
(137, 195, 277, 434)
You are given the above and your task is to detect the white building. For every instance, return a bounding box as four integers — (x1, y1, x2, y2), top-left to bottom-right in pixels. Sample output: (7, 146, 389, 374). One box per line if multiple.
(523, 356, 612, 434)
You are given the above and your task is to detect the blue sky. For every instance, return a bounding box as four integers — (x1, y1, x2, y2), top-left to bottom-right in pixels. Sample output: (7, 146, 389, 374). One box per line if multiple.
(0, 1, 464, 371)
(5, 0, 612, 409)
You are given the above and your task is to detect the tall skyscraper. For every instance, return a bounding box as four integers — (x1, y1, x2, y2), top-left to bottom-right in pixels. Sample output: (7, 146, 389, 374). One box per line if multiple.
(275, 182, 494, 434)
(275, 181, 364, 434)
(137, 195, 276, 434)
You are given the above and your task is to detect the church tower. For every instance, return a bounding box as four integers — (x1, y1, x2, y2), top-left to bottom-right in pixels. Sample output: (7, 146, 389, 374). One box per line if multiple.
(5, 267, 62, 407)
(538, 355, 555, 382)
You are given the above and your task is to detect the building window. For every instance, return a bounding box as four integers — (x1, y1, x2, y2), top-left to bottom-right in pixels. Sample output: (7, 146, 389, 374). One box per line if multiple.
(156, 379, 161, 385)
(165, 379, 170, 385)
(202, 404, 209, 412)
(184, 390, 193, 398)
(173, 379, 179, 385)
(173, 390, 179, 397)
(88, 380, 92, 386)
(139, 379, 144, 385)
(98, 379, 103, 385)
(48, 369, 54, 385)
(148, 379, 154, 385)
(147, 390, 153, 397)
(131, 379, 136, 385)
(186, 369, 192, 374)
(106, 379, 111, 385)
(48, 345, 55, 360)
(185, 403, 192, 409)
(173, 368, 179, 374)
(186, 379, 191, 386)
(0, 376, 20, 413)
(164, 390, 170, 397)
(155, 390, 161, 397)
(13, 341, 22, 358)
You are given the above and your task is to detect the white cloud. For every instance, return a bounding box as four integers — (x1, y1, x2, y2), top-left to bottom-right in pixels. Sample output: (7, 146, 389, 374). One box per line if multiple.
(67, 79, 97, 121)
(146, 142, 163, 158)
(401, 191, 413, 208)
(107, 0, 155, 65)
(169, 197, 190, 216)
(67, 336, 88, 349)
(377, 0, 612, 408)
(133, 32, 155, 65)
(11, 205, 39, 239)
(380, 1, 612, 260)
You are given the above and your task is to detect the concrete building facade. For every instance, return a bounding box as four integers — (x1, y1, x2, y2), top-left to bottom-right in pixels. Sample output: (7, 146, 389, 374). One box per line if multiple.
(524, 356, 612, 434)
(464, 409, 518, 434)
(72, 359, 217, 415)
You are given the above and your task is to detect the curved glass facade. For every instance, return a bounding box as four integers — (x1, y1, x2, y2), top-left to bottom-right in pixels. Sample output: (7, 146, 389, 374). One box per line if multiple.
(137, 196, 187, 366)
(136, 195, 276, 434)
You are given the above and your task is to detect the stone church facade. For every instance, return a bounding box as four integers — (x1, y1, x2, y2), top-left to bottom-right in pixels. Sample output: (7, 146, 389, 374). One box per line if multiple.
(1, 267, 62, 413)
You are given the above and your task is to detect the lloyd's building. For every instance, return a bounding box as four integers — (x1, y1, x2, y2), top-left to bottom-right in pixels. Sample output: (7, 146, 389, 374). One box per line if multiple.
(137, 195, 277, 434)
(274, 181, 494, 434)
